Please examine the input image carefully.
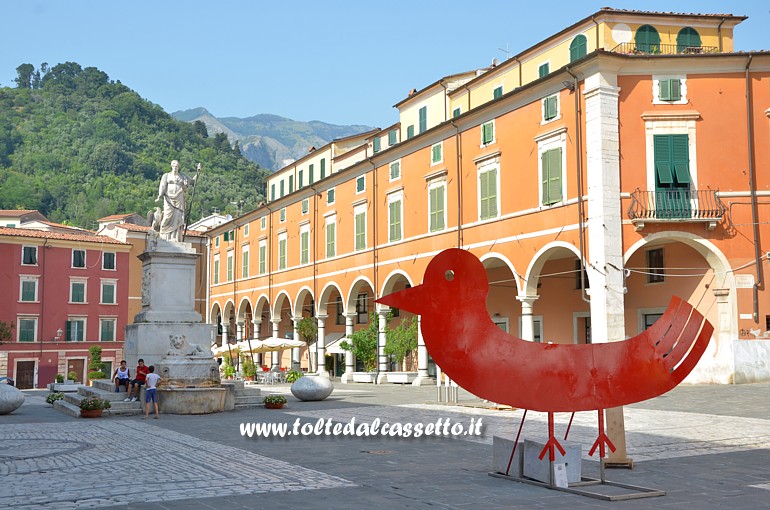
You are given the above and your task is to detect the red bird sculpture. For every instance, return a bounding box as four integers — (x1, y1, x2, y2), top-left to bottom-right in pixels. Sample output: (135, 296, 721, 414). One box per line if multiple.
(377, 249, 713, 461)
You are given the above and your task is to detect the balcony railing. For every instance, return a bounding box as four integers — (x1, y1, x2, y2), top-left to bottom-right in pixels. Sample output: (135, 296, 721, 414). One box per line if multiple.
(610, 43, 719, 55)
(627, 189, 726, 230)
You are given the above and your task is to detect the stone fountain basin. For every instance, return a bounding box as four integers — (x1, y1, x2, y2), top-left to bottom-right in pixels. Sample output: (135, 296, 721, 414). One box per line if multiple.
(158, 386, 226, 414)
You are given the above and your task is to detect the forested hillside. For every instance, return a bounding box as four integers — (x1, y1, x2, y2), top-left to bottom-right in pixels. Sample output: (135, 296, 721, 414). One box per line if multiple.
(0, 62, 271, 228)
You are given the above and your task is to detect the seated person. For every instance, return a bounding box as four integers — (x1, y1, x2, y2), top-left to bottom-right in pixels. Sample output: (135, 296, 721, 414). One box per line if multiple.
(125, 358, 150, 402)
(112, 360, 131, 393)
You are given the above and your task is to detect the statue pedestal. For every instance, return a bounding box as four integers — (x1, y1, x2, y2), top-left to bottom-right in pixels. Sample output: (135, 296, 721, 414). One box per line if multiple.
(124, 322, 214, 371)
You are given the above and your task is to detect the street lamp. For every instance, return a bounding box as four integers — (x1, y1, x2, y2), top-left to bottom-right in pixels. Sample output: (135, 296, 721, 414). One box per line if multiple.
(55, 328, 63, 342)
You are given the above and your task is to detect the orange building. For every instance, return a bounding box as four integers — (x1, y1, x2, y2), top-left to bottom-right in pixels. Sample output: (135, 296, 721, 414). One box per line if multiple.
(207, 8, 770, 392)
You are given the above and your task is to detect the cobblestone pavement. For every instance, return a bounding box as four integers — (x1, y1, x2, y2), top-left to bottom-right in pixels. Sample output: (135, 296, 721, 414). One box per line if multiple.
(3, 382, 770, 509)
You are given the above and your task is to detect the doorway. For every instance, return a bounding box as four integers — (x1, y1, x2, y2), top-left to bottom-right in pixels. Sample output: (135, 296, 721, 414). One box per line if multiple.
(67, 359, 85, 383)
(16, 360, 36, 389)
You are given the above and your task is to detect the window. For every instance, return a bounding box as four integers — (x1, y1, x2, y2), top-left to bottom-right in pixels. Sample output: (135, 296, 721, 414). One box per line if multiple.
(493, 85, 503, 99)
(299, 169, 304, 188)
(518, 317, 543, 343)
(215, 236, 220, 248)
(278, 234, 287, 270)
(280, 180, 285, 198)
(72, 249, 86, 268)
(389, 161, 401, 181)
(100, 318, 116, 342)
(429, 181, 446, 232)
(658, 79, 682, 102)
(543, 95, 558, 122)
(320, 159, 326, 179)
(452, 107, 461, 118)
(481, 121, 494, 146)
(288, 175, 294, 193)
(18, 317, 36, 342)
(22, 246, 37, 265)
(261, 217, 266, 230)
(541, 147, 563, 205)
(354, 205, 367, 251)
(407, 125, 415, 139)
(635, 25, 660, 54)
(100, 280, 116, 305)
(356, 175, 365, 194)
(243, 224, 249, 237)
(356, 293, 368, 324)
(388, 129, 397, 146)
(242, 246, 249, 278)
(279, 208, 286, 223)
(418, 106, 427, 133)
(325, 216, 336, 258)
(677, 27, 701, 52)
(478, 167, 499, 220)
(102, 251, 115, 271)
(538, 62, 550, 78)
(271, 184, 275, 201)
(302, 198, 309, 214)
(653, 134, 691, 218)
(373, 137, 381, 153)
(226, 252, 234, 281)
(309, 164, 315, 184)
(20, 277, 38, 302)
(647, 248, 665, 283)
(336, 298, 345, 325)
(213, 256, 220, 284)
(431, 143, 443, 165)
(258, 242, 266, 275)
(327, 188, 335, 204)
(569, 35, 587, 62)
(300, 227, 310, 265)
(66, 318, 85, 342)
(644, 313, 663, 330)
(388, 194, 403, 242)
(70, 279, 87, 303)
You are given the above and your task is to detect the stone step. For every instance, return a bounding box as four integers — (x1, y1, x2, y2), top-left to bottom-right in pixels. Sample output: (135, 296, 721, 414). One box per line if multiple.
(63, 392, 143, 416)
(80, 386, 134, 402)
(234, 388, 261, 397)
(53, 399, 81, 418)
(235, 395, 262, 405)
(92, 379, 121, 392)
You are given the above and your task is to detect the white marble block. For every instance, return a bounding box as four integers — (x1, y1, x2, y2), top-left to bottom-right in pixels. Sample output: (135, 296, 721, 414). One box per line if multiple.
(492, 436, 523, 477)
(522, 439, 582, 485)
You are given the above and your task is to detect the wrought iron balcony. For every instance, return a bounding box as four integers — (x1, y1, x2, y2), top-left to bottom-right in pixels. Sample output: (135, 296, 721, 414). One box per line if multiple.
(627, 189, 726, 231)
(610, 43, 719, 55)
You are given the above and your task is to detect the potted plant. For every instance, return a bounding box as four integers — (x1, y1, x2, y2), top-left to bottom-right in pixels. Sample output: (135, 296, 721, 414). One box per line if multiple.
(285, 370, 303, 383)
(55, 374, 64, 384)
(67, 371, 78, 383)
(79, 396, 111, 418)
(87, 346, 107, 384)
(242, 358, 257, 381)
(262, 394, 287, 409)
(46, 392, 64, 406)
(222, 358, 236, 380)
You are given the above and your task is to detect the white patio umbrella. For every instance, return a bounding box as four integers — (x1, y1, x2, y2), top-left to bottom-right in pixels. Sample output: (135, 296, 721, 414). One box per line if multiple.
(241, 337, 305, 353)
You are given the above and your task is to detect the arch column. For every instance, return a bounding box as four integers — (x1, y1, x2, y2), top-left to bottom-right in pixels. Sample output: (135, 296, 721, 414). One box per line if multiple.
(270, 318, 280, 369)
(376, 307, 389, 383)
(236, 322, 244, 342)
(251, 319, 262, 366)
(516, 295, 539, 341)
(291, 318, 301, 371)
(221, 324, 230, 346)
(316, 314, 328, 377)
(412, 315, 433, 386)
(341, 313, 356, 384)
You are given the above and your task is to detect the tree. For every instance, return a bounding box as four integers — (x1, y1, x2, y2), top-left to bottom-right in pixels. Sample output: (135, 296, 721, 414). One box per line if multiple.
(14, 64, 34, 89)
(340, 312, 387, 372)
(87, 345, 107, 380)
(296, 316, 318, 371)
(0, 320, 14, 344)
(385, 316, 418, 371)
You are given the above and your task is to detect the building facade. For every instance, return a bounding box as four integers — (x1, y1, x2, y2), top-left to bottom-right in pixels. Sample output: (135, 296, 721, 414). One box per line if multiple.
(207, 8, 770, 385)
(0, 227, 131, 388)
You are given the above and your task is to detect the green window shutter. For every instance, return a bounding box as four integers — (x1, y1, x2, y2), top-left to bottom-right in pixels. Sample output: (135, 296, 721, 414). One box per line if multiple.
(407, 125, 415, 139)
(539, 63, 550, 78)
(429, 188, 438, 231)
(485, 169, 498, 218)
(355, 213, 365, 250)
(430, 185, 445, 231)
(356, 176, 365, 193)
(289, 175, 294, 193)
(545, 96, 557, 120)
(493, 86, 503, 99)
(280, 208, 285, 222)
(298, 170, 304, 188)
(270, 184, 275, 201)
(482, 122, 494, 144)
(279, 240, 286, 269)
(100, 320, 114, 342)
(373, 137, 381, 153)
(66, 321, 72, 342)
(327, 188, 335, 203)
(436, 187, 445, 230)
(214, 260, 219, 283)
(659, 80, 671, 101)
(102, 284, 114, 304)
(671, 135, 691, 183)
(309, 164, 314, 184)
(635, 25, 660, 53)
(419, 107, 427, 133)
(389, 201, 401, 242)
(242, 250, 249, 277)
(654, 135, 675, 185)
(570, 35, 587, 62)
(72, 283, 84, 303)
(676, 27, 701, 52)
(302, 199, 308, 214)
(452, 107, 461, 118)
(670, 79, 681, 101)
(22, 281, 35, 301)
(480, 171, 489, 219)
(542, 149, 562, 204)
(301, 232, 309, 264)
(320, 158, 326, 178)
(259, 246, 266, 274)
(280, 181, 285, 197)
(390, 162, 400, 180)
(326, 223, 335, 257)
(388, 129, 397, 145)
(432, 144, 442, 163)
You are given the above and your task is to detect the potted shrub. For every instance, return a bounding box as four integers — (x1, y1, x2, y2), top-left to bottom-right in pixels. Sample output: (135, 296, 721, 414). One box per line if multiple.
(242, 358, 257, 381)
(55, 374, 64, 384)
(79, 396, 111, 418)
(67, 371, 78, 383)
(87, 346, 107, 384)
(262, 394, 287, 409)
(46, 392, 64, 406)
(222, 358, 236, 380)
(285, 370, 303, 383)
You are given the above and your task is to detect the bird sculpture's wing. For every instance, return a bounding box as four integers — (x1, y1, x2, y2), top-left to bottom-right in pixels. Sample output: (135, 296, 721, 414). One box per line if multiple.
(377, 248, 713, 414)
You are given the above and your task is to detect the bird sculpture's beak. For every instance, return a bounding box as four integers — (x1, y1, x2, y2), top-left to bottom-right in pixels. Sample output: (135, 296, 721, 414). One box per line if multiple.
(376, 284, 427, 315)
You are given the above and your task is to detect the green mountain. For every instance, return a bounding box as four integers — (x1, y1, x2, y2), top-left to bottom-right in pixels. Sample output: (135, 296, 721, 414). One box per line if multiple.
(172, 108, 374, 171)
(0, 62, 271, 228)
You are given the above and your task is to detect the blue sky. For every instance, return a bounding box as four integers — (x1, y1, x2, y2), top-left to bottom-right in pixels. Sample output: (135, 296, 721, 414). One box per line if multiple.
(2, 1, 767, 128)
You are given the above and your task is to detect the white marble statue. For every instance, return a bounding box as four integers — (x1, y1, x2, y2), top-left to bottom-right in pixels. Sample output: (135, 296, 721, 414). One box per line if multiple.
(167, 334, 207, 357)
(155, 160, 199, 242)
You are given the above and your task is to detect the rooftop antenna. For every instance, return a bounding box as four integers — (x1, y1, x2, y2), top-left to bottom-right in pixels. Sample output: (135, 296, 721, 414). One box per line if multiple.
(498, 43, 511, 60)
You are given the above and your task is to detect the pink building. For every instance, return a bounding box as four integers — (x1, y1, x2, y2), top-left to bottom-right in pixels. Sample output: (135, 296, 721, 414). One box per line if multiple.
(0, 227, 131, 388)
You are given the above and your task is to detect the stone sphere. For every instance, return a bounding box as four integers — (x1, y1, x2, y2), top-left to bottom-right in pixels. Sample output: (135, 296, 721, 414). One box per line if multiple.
(0, 383, 25, 414)
(290, 375, 333, 401)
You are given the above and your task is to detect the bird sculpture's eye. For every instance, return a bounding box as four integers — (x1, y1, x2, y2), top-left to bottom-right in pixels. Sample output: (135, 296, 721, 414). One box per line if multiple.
(444, 270, 455, 281)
